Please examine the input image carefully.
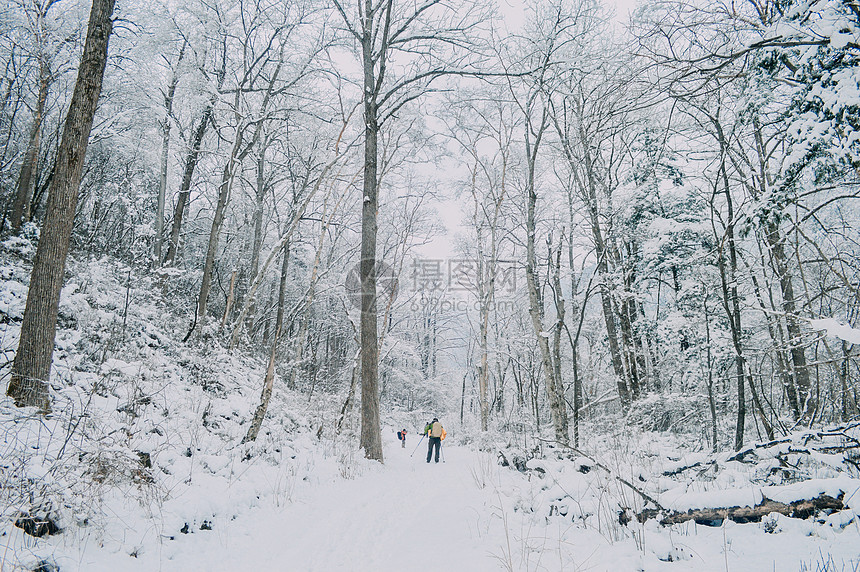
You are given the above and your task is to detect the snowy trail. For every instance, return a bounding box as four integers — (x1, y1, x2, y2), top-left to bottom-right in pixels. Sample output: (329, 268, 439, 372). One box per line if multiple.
(239, 442, 498, 571)
(60, 434, 860, 572)
(159, 440, 504, 572)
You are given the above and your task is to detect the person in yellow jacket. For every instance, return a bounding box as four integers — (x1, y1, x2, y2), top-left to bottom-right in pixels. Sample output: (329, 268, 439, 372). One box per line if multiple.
(425, 417, 446, 463)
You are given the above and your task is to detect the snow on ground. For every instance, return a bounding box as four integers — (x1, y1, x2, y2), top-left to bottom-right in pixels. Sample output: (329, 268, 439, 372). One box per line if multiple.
(7, 434, 860, 571)
(1, 249, 860, 571)
(156, 442, 506, 572)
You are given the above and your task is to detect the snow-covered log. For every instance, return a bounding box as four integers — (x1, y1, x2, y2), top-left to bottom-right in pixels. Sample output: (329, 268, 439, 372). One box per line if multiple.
(636, 492, 845, 526)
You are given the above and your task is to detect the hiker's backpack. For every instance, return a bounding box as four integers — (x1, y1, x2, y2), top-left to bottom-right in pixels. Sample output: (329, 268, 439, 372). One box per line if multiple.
(430, 422, 443, 438)
(397, 431, 402, 440)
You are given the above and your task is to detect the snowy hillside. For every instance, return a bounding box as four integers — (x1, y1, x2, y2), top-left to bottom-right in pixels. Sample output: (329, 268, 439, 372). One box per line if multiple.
(0, 247, 858, 571)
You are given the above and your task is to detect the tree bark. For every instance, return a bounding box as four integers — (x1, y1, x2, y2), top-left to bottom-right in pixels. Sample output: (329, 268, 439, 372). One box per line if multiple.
(551, 106, 631, 406)
(715, 159, 747, 451)
(550, 240, 568, 437)
(712, 118, 774, 448)
(358, 5, 383, 461)
(275, 240, 290, 347)
(163, 40, 226, 266)
(703, 295, 719, 451)
(749, 263, 801, 419)
(221, 269, 237, 328)
(11, 55, 49, 232)
(242, 324, 281, 443)
(523, 113, 569, 447)
(637, 493, 844, 527)
(751, 120, 814, 421)
(333, 0, 475, 460)
(8, 0, 116, 409)
(765, 222, 813, 417)
(162, 105, 213, 266)
(193, 120, 244, 331)
(469, 163, 490, 432)
(566, 192, 586, 447)
(582, 161, 629, 405)
(153, 40, 185, 267)
(193, 43, 279, 334)
(250, 132, 268, 282)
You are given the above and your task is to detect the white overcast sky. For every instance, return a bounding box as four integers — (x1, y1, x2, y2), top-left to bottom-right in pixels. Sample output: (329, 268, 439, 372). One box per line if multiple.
(498, 0, 641, 30)
(414, 0, 642, 262)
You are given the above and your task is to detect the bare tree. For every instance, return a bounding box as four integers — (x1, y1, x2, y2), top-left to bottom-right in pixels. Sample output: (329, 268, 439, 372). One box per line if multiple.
(8, 0, 116, 409)
(153, 38, 186, 267)
(446, 89, 517, 432)
(163, 33, 226, 266)
(332, 0, 487, 461)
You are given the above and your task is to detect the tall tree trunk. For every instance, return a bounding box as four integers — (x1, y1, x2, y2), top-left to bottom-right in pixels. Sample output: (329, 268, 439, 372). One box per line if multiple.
(616, 289, 642, 399)
(765, 223, 813, 418)
(358, 5, 382, 462)
(337, 349, 361, 434)
(275, 240, 290, 346)
(244, 132, 269, 332)
(193, 129, 242, 331)
(8, 0, 116, 409)
(163, 40, 226, 266)
(163, 105, 214, 266)
(524, 118, 569, 447)
(460, 372, 467, 425)
(567, 193, 584, 447)
(289, 208, 337, 391)
(477, 273, 490, 431)
(703, 295, 719, 451)
(193, 45, 278, 335)
(242, 323, 281, 443)
(11, 56, 49, 232)
(470, 164, 490, 432)
(242, 229, 293, 442)
(550, 241, 568, 438)
(250, 132, 268, 281)
(228, 156, 336, 350)
(621, 244, 651, 394)
(713, 123, 772, 447)
(749, 263, 801, 419)
(221, 269, 237, 328)
(153, 40, 185, 267)
(333, 0, 469, 460)
(589, 198, 630, 405)
(752, 121, 814, 421)
(718, 178, 748, 450)
(553, 113, 630, 406)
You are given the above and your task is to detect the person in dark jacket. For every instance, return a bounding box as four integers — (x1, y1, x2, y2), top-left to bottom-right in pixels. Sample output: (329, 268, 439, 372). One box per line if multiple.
(425, 417, 446, 463)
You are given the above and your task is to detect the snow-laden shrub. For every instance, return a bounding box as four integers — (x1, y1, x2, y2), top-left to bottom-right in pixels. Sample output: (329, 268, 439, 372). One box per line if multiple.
(1, 223, 39, 260)
(0, 386, 161, 545)
(626, 392, 707, 433)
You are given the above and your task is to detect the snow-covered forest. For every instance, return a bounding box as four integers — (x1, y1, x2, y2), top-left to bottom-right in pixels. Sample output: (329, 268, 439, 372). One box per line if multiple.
(1, 0, 860, 569)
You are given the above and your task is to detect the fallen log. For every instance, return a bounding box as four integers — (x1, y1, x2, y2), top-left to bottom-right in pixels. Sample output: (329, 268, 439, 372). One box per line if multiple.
(636, 492, 845, 527)
(666, 424, 860, 476)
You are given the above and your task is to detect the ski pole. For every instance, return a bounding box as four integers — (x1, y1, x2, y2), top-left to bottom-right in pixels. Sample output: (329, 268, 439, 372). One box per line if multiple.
(440, 443, 445, 463)
(410, 434, 426, 457)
